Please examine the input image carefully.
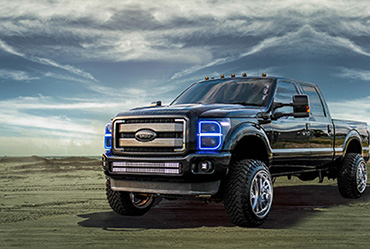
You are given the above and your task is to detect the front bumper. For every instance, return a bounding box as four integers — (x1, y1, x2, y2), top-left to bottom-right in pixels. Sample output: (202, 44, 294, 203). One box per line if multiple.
(102, 151, 231, 196)
(109, 177, 221, 195)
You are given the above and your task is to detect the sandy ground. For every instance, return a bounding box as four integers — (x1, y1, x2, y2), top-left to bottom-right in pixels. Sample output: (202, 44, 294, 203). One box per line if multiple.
(0, 156, 370, 249)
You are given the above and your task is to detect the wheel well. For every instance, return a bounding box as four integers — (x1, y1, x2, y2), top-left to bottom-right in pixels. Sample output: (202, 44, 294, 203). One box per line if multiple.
(232, 136, 269, 164)
(346, 139, 362, 155)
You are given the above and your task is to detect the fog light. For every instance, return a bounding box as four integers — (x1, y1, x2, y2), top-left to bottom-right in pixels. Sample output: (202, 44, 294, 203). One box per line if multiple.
(199, 161, 213, 173)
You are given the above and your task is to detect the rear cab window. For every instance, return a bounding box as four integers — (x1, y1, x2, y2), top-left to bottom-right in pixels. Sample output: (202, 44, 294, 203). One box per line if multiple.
(300, 84, 326, 118)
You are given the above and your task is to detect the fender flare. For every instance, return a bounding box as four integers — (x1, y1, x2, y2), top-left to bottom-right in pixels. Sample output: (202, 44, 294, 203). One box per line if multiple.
(223, 122, 273, 159)
(342, 130, 362, 156)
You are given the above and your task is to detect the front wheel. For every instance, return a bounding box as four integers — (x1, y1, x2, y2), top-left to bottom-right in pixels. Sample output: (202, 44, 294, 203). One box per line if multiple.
(338, 153, 367, 199)
(106, 179, 155, 216)
(223, 159, 273, 227)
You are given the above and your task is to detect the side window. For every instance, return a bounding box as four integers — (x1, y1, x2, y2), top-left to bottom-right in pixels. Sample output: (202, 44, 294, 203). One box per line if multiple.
(274, 81, 298, 114)
(301, 85, 326, 117)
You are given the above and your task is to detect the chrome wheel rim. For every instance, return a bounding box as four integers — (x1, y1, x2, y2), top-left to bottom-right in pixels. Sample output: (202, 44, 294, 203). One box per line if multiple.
(129, 193, 154, 209)
(356, 161, 367, 193)
(250, 170, 273, 218)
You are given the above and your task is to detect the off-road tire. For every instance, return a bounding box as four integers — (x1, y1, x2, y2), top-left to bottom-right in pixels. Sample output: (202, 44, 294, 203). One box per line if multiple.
(224, 159, 273, 227)
(338, 153, 367, 199)
(106, 179, 154, 216)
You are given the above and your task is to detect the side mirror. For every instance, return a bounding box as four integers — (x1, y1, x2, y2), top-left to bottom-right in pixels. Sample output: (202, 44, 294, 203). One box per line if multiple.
(272, 94, 310, 120)
(150, 100, 162, 107)
(292, 95, 310, 118)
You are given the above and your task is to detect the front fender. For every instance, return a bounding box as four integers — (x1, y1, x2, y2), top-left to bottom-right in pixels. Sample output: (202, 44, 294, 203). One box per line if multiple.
(223, 122, 273, 157)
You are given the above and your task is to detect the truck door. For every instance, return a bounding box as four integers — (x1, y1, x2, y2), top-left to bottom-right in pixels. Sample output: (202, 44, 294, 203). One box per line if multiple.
(300, 84, 334, 166)
(268, 81, 311, 166)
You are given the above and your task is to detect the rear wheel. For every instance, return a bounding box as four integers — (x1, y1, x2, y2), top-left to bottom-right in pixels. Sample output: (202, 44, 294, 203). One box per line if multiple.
(106, 179, 155, 216)
(224, 159, 273, 227)
(338, 153, 367, 199)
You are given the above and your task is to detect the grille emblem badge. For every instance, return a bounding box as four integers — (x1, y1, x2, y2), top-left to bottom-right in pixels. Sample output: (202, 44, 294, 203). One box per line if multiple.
(135, 129, 157, 142)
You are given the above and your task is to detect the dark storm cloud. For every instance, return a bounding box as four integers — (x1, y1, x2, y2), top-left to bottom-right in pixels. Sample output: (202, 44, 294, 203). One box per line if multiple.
(1, 1, 369, 69)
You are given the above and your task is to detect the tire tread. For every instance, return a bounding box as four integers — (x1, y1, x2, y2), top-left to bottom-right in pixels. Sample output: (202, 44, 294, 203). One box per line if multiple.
(106, 179, 152, 216)
(224, 159, 272, 227)
(338, 153, 366, 199)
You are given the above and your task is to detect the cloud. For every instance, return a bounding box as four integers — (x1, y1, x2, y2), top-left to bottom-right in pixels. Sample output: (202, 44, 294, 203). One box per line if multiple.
(170, 24, 370, 79)
(328, 97, 370, 125)
(1, 1, 369, 70)
(34, 57, 97, 81)
(0, 95, 118, 139)
(0, 94, 154, 137)
(0, 39, 24, 57)
(0, 110, 97, 135)
(44, 72, 91, 84)
(44, 71, 148, 99)
(0, 39, 97, 81)
(336, 67, 370, 81)
(0, 95, 122, 111)
(0, 69, 39, 81)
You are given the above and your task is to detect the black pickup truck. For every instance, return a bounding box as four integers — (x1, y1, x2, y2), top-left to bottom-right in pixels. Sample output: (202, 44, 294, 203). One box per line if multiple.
(102, 74, 369, 227)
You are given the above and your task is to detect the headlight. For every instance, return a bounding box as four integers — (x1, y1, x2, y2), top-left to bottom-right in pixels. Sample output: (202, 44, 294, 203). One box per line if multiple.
(104, 122, 112, 150)
(197, 119, 230, 150)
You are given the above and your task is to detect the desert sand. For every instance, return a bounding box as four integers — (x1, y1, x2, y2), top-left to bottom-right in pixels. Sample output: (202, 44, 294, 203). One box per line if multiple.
(1, 156, 369, 248)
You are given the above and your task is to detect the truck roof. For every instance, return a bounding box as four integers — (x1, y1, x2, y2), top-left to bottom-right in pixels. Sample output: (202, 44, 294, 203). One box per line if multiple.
(198, 75, 318, 88)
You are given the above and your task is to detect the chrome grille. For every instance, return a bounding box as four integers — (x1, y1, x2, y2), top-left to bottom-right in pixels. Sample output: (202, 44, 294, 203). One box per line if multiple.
(111, 161, 182, 175)
(114, 117, 187, 154)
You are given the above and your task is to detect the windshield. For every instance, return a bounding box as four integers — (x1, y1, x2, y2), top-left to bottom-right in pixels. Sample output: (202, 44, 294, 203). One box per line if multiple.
(171, 78, 274, 106)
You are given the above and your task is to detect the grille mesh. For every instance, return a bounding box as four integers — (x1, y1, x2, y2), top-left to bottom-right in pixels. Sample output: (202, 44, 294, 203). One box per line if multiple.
(114, 117, 186, 154)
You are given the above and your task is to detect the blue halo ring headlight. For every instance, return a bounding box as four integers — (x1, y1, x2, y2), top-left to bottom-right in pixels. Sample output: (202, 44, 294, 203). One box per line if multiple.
(104, 122, 112, 150)
(197, 121, 223, 150)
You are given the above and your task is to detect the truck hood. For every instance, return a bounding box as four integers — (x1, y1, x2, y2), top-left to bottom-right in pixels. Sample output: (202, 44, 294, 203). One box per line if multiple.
(115, 104, 263, 119)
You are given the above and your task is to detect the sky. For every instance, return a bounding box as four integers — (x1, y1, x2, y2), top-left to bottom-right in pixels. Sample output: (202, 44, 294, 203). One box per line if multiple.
(1, 0, 370, 156)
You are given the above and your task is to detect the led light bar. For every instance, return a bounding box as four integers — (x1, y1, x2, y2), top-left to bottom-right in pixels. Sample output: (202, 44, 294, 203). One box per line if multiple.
(111, 161, 182, 175)
(112, 161, 180, 168)
(112, 167, 180, 174)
